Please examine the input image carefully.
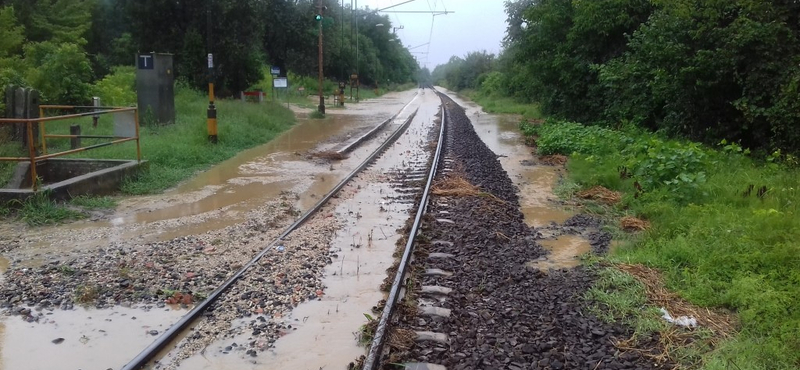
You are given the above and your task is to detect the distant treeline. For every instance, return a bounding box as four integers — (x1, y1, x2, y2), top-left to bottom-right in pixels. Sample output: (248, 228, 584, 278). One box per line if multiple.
(431, 0, 800, 155)
(0, 0, 418, 103)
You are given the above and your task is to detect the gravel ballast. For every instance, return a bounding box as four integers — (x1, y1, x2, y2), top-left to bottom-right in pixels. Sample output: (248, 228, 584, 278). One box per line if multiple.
(386, 94, 665, 369)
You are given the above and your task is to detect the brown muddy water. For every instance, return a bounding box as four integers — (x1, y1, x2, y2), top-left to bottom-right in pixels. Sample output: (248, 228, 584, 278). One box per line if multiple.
(0, 306, 185, 370)
(0, 88, 585, 369)
(0, 90, 421, 370)
(169, 89, 442, 370)
(2, 89, 421, 264)
(437, 88, 590, 269)
(526, 235, 592, 270)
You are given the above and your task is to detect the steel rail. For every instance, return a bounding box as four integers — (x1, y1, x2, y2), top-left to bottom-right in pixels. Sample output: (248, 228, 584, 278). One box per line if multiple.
(337, 91, 420, 155)
(121, 105, 420, 370)
(362, 91, 447, 370)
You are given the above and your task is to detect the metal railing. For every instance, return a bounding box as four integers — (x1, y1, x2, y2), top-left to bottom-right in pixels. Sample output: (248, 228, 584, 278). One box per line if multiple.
(0, 105, 141, 190)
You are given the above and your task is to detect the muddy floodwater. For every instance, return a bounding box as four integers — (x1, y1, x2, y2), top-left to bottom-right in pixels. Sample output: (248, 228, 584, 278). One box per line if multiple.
(437, 88, 588, 269)
(0, 88, 588, 369)
(0, 307, 184, 370)
(1, 89, 420, 263)
(171, 89, 441, 370)
(0, 90, 419, 370)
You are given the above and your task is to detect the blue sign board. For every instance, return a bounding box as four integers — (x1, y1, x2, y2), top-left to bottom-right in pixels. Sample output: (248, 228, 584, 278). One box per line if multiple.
(270, 66, 280, 75)
(138, 54, 154, 69)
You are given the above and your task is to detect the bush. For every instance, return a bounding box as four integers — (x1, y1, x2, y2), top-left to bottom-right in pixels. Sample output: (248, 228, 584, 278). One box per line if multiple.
(24, 41, 93, 104)
(524, 119, 628, 156)
(529, 120, 714, 200)
(92, 66, 136, 106)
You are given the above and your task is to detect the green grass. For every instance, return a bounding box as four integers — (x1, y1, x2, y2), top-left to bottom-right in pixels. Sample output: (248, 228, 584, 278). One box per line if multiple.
(462, 90, 543, 119)
(0, 193, 116, 226)
(70, 195, 117, 209)
(0, 136, 24, 186)
(584, 262, 666, 339)
(14, 191, 85, 226)
(308, 110, 325, 119)
(522, 119, 800, 369)
(40, 84, 295, 194)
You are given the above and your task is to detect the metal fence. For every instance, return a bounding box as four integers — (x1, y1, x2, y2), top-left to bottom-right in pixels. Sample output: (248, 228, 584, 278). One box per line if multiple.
(0, 105, 141, 190)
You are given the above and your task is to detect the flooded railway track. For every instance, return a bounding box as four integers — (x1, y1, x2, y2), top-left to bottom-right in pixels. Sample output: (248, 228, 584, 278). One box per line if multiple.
(363, 93, 665, 370)
(117, 89, 447, 370)
(1, 87, 667, 370)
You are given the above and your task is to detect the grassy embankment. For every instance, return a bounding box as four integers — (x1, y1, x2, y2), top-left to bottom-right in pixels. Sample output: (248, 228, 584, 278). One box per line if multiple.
(0, 84, 296, 224)
(517, 118, 799, 369)
(459, 89, 543, 119)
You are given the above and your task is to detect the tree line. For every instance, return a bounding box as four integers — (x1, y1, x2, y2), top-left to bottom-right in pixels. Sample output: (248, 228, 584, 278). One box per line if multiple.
(432, 0, 800, 155)
(0, 0, 418, 104)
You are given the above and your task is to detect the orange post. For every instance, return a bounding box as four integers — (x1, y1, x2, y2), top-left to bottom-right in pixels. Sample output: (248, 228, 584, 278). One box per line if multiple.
(38, 107, 47, 155)
(207, 82, 217, 143)
(26, 122, 38, 190)
(134, 109, 142, 162)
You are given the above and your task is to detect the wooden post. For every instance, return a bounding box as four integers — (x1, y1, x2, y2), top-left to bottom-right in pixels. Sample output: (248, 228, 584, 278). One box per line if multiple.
(70, 125, 81, 149)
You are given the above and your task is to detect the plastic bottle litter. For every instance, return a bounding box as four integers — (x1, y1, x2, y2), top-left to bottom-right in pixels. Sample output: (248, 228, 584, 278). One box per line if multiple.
(275, 245, 285, 252)
(660, 307, 697, 328)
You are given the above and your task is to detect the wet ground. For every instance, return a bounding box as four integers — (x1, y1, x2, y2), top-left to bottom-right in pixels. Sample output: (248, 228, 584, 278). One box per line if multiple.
(0, 87, 604, 369)
(387, 92, 660, 370)
(0, 307, 184, 370)
(0, 90, 420, 370)
(0, 89, 419, 264)
(170, 89, 443, 370)
(438, 88, 587, 270)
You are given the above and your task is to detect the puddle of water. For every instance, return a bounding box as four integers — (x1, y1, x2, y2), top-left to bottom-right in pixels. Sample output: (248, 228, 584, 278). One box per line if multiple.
(516, 166, 573, 228)
(526, 235, 591, 270)
(125, 119, 357, 226)
(0, 89, 426, 370)
(0, 256, 8, 283)
(0, 306, 185, 370)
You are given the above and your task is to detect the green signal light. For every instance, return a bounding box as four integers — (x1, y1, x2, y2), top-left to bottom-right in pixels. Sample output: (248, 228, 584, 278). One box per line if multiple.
(315, 14, 322, 21)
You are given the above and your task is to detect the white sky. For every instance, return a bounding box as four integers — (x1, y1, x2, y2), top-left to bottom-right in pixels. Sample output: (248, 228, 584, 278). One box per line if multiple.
(356, 0, 508, 70)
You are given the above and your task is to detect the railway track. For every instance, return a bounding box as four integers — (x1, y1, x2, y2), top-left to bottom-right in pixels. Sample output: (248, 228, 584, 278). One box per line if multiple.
(361, 89, 448, 370)
(121, 89, 446, 370)
(4, 87, 662, 370)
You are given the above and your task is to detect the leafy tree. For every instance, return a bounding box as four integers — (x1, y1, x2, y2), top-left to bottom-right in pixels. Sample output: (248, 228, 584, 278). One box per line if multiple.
(0, 6, 25, 58)
(92, 65, 135, 106)
(28, 0, 95, 44)
(0, 0, 419, 102)
(599, 0, 800, 152)
(24, 41, 93, 103)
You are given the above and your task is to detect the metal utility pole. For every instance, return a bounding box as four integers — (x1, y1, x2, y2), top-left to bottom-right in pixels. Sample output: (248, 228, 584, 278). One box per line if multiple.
(341, 0, 345, 81)
(317, 0, 326, 115)
(206, 4, 217, 143)
(355, 0, 359, 101)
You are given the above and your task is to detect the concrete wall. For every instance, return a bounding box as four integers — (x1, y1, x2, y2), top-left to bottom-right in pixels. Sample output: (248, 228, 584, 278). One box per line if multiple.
(0, 159, 148, 202)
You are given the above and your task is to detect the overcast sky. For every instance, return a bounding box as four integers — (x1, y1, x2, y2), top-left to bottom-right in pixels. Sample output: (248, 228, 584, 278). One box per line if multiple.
(356, 0, 509, 70)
